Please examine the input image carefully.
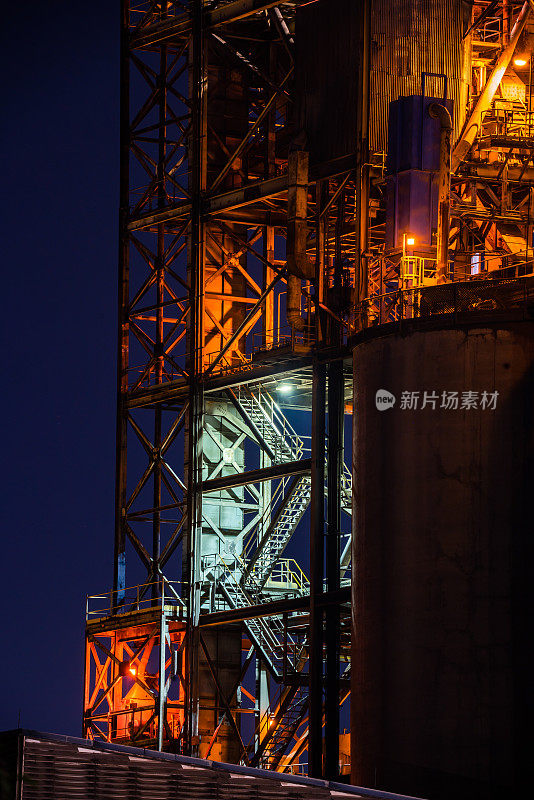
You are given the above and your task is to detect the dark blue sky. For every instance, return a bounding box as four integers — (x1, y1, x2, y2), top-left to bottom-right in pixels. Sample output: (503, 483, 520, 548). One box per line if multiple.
(0, 1, 119, 734)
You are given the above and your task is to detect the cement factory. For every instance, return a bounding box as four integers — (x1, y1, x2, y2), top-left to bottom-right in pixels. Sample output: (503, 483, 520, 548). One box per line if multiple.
(2, 1, 533, 798)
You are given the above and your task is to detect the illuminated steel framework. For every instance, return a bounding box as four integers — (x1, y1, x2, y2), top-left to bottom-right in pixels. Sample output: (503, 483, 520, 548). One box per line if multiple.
(83, 0, 358, 780)
(83, 0, 534, 781)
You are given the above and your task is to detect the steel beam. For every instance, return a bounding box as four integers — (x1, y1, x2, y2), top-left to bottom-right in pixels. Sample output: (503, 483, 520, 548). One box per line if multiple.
(130, 2, 307, 49)
(200, 588, 351, 627)
(202, 459, 312, 494)
(128, 156, 357, 232)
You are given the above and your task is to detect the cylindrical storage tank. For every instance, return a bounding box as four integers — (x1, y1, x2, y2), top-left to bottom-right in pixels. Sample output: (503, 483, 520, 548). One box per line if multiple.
(351, 318, 534, 800)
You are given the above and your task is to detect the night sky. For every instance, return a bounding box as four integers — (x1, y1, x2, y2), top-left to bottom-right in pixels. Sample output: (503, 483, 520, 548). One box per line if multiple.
(1, 2, 119, 735)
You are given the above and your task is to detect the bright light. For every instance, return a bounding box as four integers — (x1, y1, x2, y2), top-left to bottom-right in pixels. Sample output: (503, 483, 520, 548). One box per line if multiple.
(514, 57, 528, 67)
(277, 383, 294, 393)
(406, 237, 415, 246)
(129, 666, 137, 676)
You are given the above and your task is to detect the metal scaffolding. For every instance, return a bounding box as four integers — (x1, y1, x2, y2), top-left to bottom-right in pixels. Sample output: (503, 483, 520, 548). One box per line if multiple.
(84, 0, 355, 779)
(83, 0, 534, 781)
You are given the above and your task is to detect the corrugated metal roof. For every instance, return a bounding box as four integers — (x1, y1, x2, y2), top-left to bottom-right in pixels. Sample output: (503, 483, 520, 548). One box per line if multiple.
(0, 730, 428, 800)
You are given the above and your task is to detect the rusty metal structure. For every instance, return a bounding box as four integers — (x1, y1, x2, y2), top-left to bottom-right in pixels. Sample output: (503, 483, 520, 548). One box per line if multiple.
(82, 0, 534, 788)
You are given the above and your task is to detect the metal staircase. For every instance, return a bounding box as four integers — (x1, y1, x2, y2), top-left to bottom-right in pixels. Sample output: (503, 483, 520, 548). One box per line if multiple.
(245, 474, 312, 591)
(230, 384, 353, 592)
(252, 686, 309, 770)
(210, 386, 353, 768)
(244, 466, 353, 592)
(235, 385, 303, 463)
(214, 553, 305, 681)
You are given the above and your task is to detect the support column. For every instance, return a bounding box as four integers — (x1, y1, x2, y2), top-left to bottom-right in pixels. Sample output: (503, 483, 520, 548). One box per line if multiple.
(113, 0, 131, 609)
(185, 0, 206, 757)
(308, 360, 326, 776)
(324, 360, 344, 778)
(355, 0, 370, 311)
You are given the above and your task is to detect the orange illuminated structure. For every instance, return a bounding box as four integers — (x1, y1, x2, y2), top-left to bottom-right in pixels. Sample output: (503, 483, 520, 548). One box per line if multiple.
(83, 0, 534, 781)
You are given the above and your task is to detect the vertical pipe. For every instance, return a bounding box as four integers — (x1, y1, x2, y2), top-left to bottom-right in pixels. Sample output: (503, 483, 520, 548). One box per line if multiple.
(429, 103, 452, 283)
(503, 0, 511, 46)
(153, 41, 167, 595)
(324, 359, 343, 778)
(316, 181, 328, 346)
(287, 150, 309, 331)
(263, 42, 276, 349)
(263, 224, 275, 346)
(158, 610, 166, 750)
(113, 0, 130, 608)
(308, 176, 329, 774)
(309, 360, 326, 777)
(185, 0, 205, 757)
(355, 0, 371, 317)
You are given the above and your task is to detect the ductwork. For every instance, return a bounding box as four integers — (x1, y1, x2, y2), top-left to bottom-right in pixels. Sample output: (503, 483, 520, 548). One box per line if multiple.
(429, 103, 453, 283)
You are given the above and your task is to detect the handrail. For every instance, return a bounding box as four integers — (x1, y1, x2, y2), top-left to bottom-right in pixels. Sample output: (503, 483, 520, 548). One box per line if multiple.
(86, 579, 185, 620)
(357, 275, 534, 330)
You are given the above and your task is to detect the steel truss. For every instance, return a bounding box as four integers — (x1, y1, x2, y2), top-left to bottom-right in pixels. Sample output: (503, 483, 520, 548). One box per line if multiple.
(84, 0, 533, 780)
(84, 0, 358, 780)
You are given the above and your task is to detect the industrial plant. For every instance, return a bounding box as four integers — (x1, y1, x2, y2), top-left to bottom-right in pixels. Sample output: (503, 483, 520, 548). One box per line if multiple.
(2, 1, 533, 798)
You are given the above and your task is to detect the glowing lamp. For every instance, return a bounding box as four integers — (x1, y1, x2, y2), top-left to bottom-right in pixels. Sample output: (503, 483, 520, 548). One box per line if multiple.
(406, 237, 415, 246)
(514, 58, 528, 67)
(277, 383, 294, 394)
(119, 660, 137, 677)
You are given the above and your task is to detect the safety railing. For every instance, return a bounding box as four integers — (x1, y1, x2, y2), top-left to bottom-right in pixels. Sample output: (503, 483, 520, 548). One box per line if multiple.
(482, 104, 534, 141)
(242, 474, 293, 562)
(86, 579, 185, 621)
(252, 324, 315, 355)
(237, 384, 306, 462)
(357, 275, 534, 329)
(400, 255, 440, 286)
(266, 559, 310, 593)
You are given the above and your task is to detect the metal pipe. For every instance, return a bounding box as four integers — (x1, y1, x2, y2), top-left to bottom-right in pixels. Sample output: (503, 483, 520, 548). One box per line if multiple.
(286, 150, 311, 332)
(429, 103, 452, 283)
(504, 0, 511, 46)
(287, 273, 306, 332)
(463, 165, 534, 180)
(184, 0, 205, 758)
(355, 0, 371, 316)
(308, 361, 326, 777)
(324, 360, 344, 779)
(268, 6, 294, 58)
(113, 0, 130, 610)
(452, 1, 531, 171)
